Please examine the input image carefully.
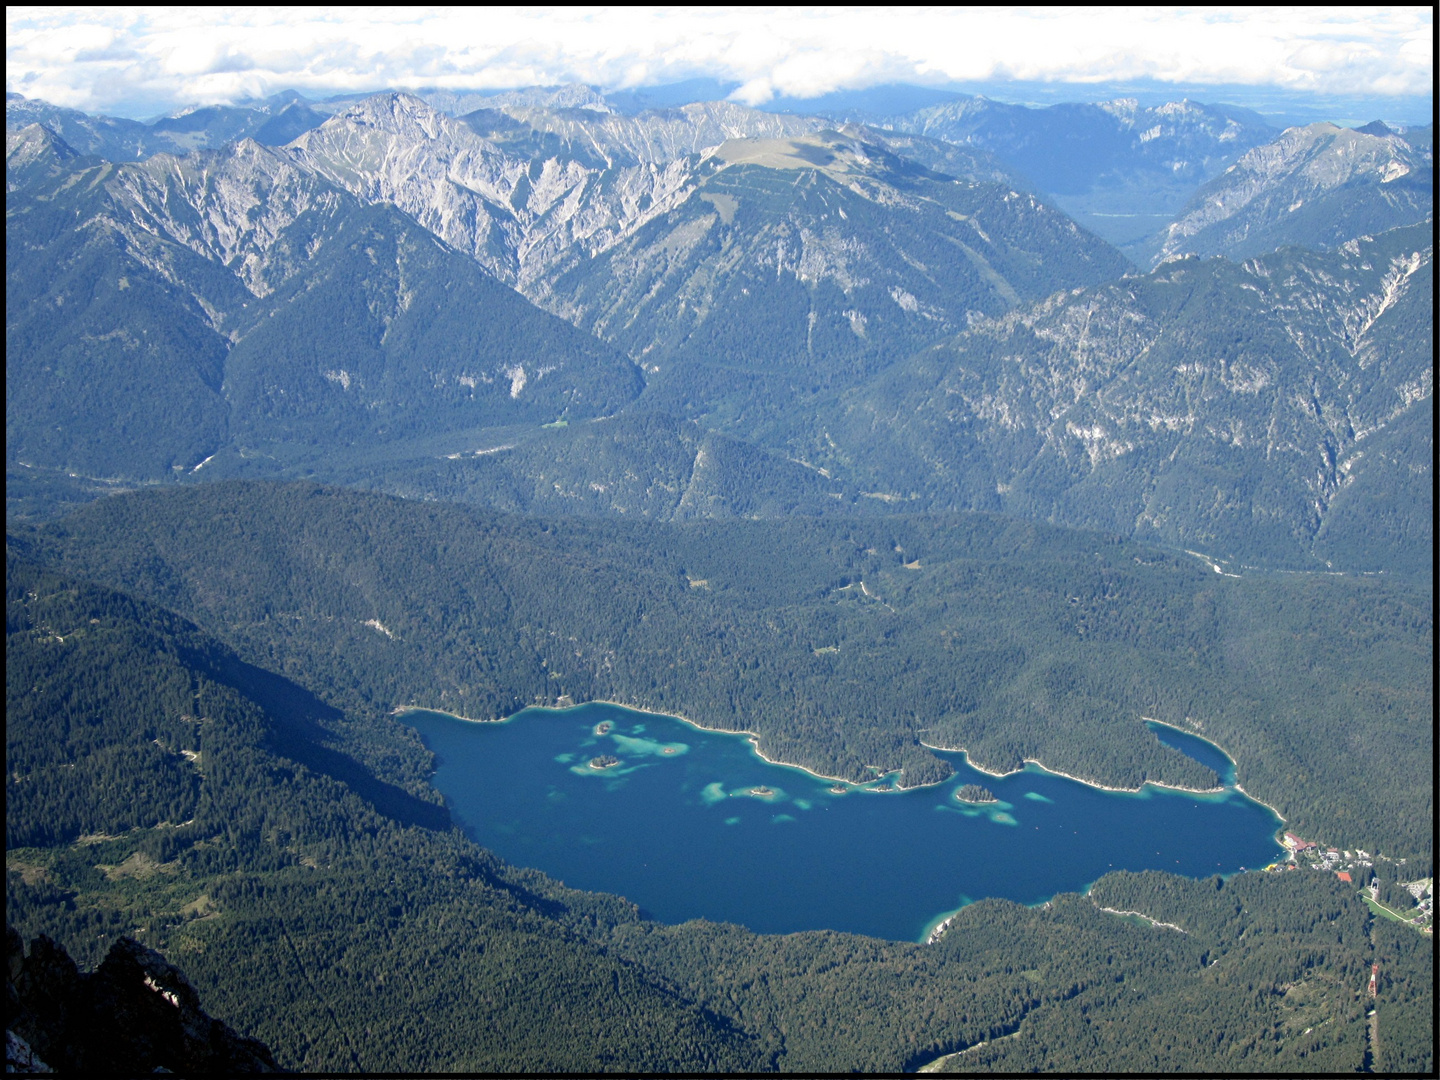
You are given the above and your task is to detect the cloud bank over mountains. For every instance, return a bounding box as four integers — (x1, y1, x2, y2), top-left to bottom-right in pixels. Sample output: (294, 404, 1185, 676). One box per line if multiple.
(7, 6, 1434, 118)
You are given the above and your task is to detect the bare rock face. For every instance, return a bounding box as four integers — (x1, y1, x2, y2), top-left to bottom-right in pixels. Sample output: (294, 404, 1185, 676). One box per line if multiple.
(6, 926, 281, 1075)
(813, 222, 1432, 571)
(6, 1028, 52, 1073)
(5, 124, 81, 193)
(1151, 123, 1433, 265)
(287, 92, 706, 288)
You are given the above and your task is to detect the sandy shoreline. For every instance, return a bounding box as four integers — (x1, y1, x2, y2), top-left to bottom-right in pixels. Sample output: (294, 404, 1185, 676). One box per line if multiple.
(916, 738, 1224, 796)
(396, 702, 1283, 819)
(394, 700, 872, 787)
(1233, 782, 1287, 824)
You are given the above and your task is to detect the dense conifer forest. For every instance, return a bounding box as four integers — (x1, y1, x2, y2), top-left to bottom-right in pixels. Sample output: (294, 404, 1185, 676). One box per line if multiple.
(19, 481, 1430, 858)
(6, 545, 1431, 1072)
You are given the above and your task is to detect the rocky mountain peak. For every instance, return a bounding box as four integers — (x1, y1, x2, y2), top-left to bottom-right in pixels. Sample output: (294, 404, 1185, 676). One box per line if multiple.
(334, 90, 449, 138)
(1242, 121, 1410, 174)
(1353, 119, 1395, 138)
(1096, 97, 1141, 124)
(100, 140, 347, 295)
(7, 927, 281, 1074)
(1151, 120, 1432, 264)
(6, 122, 80, 190)
(6, 120, 69, 156)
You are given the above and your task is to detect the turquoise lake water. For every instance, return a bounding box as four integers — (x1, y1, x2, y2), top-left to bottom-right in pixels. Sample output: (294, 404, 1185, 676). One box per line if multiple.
(406, 703, 1284, 942)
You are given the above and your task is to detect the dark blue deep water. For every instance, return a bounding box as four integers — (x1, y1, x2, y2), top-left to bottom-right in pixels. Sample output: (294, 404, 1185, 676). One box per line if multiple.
(407, 703, 1284, 942)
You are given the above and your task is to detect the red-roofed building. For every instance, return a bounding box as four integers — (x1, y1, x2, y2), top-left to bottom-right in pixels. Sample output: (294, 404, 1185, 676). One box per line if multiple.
(1337, 871, 1352, 883)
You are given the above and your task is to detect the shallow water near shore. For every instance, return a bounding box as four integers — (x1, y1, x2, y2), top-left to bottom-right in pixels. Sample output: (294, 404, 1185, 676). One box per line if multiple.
(406, 703, 1284, 942)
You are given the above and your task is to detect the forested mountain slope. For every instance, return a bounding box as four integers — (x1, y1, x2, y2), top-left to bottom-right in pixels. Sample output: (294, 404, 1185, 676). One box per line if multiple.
(5, 554, 762, 1071)
(1150, 122, 1433, 265)
(22, 481, 1432, 859)
(930, 872, 1431, 1073)
(7, 540, 1430, 1073)
(242, 411, 857, 522)
(5, 133, 641, 480)
(804, 223, 1433, 573)
(544, 128, 1128, 435)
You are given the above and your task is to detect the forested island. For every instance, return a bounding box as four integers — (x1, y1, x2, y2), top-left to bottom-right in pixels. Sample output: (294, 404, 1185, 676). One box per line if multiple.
(955, 784, 998, 803)
(588, 755, 620, 770)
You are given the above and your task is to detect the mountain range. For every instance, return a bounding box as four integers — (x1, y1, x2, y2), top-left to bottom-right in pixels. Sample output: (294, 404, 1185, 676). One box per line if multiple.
(11, 85, 1429, 572)
(804, 222, 1433, 572)
(5, 79, 1434, 1072)
(5, 119, 641, 479)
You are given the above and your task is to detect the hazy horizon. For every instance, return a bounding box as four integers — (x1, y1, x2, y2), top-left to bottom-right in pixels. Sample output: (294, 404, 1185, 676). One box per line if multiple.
(7, 7, 1433, 126)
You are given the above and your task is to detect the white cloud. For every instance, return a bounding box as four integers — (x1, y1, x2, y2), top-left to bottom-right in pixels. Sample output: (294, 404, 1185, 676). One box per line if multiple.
(5, 6, 1433, 116)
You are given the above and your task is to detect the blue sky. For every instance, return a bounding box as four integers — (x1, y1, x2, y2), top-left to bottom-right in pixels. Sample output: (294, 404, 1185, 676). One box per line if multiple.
(7, 6, 1434, 119)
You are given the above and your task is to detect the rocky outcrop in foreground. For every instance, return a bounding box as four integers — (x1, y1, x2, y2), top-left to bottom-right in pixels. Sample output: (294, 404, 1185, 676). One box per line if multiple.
(6, 926, 280, 1075)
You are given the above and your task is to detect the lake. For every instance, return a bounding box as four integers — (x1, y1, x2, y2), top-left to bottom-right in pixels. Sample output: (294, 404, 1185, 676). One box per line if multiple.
(406, 703, 1285, 942)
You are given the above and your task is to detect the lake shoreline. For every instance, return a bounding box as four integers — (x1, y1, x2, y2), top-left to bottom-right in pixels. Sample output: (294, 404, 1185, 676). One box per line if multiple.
(395, 702, 1274, 813)
(1233, 783, 1288, 826)
(917, 739, 1225, 797)
(407, 701, 1290, 943)
(396, 700, 873, 788)
(920, 729, 1290, 845)
(1141, 719, 1290, 826)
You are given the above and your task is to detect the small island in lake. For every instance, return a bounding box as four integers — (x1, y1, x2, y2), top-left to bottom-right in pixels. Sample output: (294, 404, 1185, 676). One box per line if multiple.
(747, 786, 774, 797)
(829, 784, 848, 794)
(956, 784, 998, 803)
(594, 721, 613, 735)
(588, 755, 620, 770)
